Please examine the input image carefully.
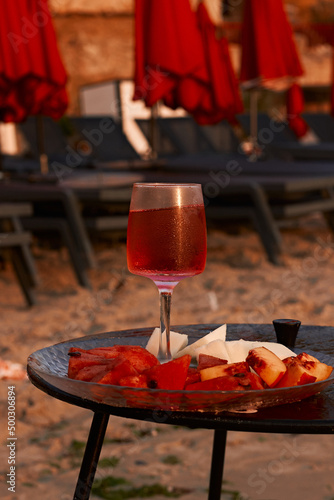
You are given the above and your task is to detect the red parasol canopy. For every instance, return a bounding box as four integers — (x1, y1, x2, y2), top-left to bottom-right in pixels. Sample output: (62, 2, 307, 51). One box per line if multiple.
(133, 0, 243, 125)
(240, 0, 303, 90)
(0, 0, 68, 123)
(133, 0, 205, 108)
(286, 83, 309, 138)
(190, 2, 243, 125)
(239, 0, 306, 143)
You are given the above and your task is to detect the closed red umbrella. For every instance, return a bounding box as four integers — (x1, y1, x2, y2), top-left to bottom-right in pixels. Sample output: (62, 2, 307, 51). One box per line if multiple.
(190, 2, 243, 125)
(133, 0, 206, 108)
(240, 0, 303, 88)
(239, 0, 304, 145)
(0, 0, 68, 172)
(133, 0, 243, 126)
(286, 83, 309, 138)
(0, 0, 68, 123)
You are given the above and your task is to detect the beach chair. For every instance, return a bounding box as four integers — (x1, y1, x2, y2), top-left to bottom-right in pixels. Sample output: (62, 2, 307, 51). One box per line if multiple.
(135, 117, 179, 157)
(136, 116, 241, 157)
(0, 203, 37, 305)
(17, 115, 143, 173)
(236, 112, 334, 161)
(68, 116, 140, 163)
(302, 113, 334, 143)
(18, 116, 68, 160)
(17, 116, 94, 172)
(136, 116, 229, 157)
(237, 112, 298, 145)
(200, 120, 240, 153)
(0, 183, 94, 288)
(146, 152, 334, 263)
(156, 116, 219, 154)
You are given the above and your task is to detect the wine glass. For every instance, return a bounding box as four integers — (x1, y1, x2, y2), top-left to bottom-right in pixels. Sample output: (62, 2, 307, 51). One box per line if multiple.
(127, 183, 207, 362)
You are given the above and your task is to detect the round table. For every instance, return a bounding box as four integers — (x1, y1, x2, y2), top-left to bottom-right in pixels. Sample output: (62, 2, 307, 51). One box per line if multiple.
(27, 323, 334, 500)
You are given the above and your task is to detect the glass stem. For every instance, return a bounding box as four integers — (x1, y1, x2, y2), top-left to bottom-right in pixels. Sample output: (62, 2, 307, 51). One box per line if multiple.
(159, 291, 173, 361)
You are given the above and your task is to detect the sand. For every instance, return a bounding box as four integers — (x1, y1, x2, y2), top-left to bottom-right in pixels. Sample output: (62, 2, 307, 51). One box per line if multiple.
(1, 213, 334, 500)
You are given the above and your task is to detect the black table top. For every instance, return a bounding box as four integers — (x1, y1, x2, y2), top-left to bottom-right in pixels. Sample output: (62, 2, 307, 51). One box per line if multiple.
(27, 323, 334, 434)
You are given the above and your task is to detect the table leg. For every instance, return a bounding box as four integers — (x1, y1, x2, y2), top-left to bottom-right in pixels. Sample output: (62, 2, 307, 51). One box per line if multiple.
(208, 429, 227, 500)
(73, 412, 109, 500)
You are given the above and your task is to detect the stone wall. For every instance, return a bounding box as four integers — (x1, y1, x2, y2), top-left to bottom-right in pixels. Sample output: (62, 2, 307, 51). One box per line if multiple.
(51, 0, 134, 114)
(50, 0, 134, 15)
(53, 15, 134, 114)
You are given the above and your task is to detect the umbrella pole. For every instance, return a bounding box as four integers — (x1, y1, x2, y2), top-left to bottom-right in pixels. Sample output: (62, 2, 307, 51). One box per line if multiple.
(36, 115, 49, 175)
(250, 88, 258, 148)
(0, 123, 3, 174)
(149, 103, 159, 159)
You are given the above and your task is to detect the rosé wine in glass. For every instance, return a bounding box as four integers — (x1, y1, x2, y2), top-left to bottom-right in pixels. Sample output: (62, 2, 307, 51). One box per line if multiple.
(127, 183, 207, 361)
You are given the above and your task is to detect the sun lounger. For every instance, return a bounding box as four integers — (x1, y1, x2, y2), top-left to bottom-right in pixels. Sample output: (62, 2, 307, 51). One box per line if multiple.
(237, 112, 334, 161)
(199, 120, 240, 153)
(137, 115, 242, 154)
(237, 112, 298, 144)
(61, 171, 142, 236)
(17, 115, 141, 173)
(15, 116, 93, 174)
(0, 203, 37, 305)
(18, 116, 69, 160)
(267, 142, 334, 161)
(135, 117, 179, 157)
(18, 116, 92, 165)
(136, 116, 232, 156)
(67, 116, 140, 163)
(0, 182, 95, 288)
(142, 154, 334, 263)
(155, 116, 219, 154)
(1, 166, 142, 262)
(302, 113, 334, 142)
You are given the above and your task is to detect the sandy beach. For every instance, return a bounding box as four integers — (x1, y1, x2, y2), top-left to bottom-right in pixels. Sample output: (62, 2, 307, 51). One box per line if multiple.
(1, 213, 334, 500)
